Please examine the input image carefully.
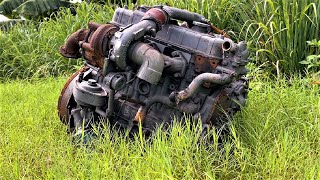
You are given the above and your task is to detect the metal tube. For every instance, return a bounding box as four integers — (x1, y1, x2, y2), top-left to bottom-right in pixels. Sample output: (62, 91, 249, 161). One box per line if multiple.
(107, 90, 115, 116)
(174, 73, 233, 102)
(111, 8, 167, 70)
(162, 6, 208, 23)
(133, 93, 201, 123)
(222, 40, 237, 52)
(95, 107, 107, 118)
(128, 43, 164, 84)
(71, 108, 82, 129)
(94, 89, 115, 118)
(59, 29, 88, 58)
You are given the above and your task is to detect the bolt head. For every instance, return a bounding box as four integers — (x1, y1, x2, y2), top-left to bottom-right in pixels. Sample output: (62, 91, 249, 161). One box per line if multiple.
(88, 79, 97, 86)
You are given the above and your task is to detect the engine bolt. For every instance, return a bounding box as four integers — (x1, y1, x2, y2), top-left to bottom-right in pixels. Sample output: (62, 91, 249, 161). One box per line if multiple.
(174, 73, 180, 78)
(149, 28, 157, 37)
(88, 79, 97, 86)
(222, 61, 228, 66)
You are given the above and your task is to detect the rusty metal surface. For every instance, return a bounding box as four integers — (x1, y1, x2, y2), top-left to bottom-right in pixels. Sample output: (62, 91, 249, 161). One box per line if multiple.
(142, 8, 168, 27)
(57, 5, 250, 136)
(194, 55, 220, 73)
(205, 90, 228, 124)
(81, 23, 119, 68)
(210, 24, 230, 38)
(59, 29, 88, 58)
(57, 67, 87, 124)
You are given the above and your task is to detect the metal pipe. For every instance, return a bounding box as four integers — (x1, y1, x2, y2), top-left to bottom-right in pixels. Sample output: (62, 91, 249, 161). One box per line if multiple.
(128, 43, 164, 84)
(94, 89, 115, 118)
(107, 90, 115, 116)
(133, 93, 201, 123)
(71, 108, 82, 129)
(222, 40, 237, 52)
(59, 29, 88, 58)
(173, 73, 233, 103)
(111, 8, 167, 70)
(210, 24, 230, 38)
(95, 107, 107, 118)
(162, 6, 208, 23)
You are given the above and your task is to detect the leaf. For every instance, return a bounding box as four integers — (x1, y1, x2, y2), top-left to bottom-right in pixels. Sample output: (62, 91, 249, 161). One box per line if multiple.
(13, 0, 71, 18)
(307, 39, 320, 47)
(0, 0, 25, 15)
(299, 60, 310, 65)
(0, 18, 26, 31)
(306, 55, 317, 61)
(307, 64, 314, 69)
(0, 14, 9, 22)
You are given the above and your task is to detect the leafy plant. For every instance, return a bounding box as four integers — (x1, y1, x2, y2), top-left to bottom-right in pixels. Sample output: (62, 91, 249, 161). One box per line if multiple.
(0, 0, 72, 19)
(299, 39, 320, 70)
(0, 0, 24, 17)
(0, 3, 114, 80)
(14, 0, 72, 19)
(240, 0, 319, 73)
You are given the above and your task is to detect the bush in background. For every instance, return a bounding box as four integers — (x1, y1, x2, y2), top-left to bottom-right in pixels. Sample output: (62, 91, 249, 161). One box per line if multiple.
(0, 3, 114, 80)
(233, 0, 319, 73)
(0, 0, 319, 80)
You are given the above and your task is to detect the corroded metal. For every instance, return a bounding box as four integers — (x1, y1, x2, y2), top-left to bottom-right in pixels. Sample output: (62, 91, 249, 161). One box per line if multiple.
(57, 66, 88, 124)
(59, 29, 88, 58)
(57, 5, 250, 136)
(81, 23, 119, 68)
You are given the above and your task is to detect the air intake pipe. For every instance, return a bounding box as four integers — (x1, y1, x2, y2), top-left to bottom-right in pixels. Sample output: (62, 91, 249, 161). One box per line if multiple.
(128, 43, 164, 84)
(110, 8, 168, 70)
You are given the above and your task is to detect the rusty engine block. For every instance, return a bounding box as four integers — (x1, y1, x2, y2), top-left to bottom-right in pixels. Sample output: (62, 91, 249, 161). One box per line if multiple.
(58, 5, 249, 137)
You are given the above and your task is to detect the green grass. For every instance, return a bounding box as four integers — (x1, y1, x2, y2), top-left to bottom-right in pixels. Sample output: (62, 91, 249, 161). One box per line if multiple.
(1, 0, 319, 80)
(233, 0, 320, 73)
(0, 76, 319, 179)
(0, 1, 320, 178)
(0, 3, 115, 80)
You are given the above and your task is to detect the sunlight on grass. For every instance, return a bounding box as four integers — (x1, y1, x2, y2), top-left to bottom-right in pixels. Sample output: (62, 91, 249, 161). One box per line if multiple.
(0, 76, 319, 179)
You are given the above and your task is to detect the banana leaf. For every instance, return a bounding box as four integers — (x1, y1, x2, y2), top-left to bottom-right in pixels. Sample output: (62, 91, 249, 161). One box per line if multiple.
(13, 0, 71, 18)
(0, 0, 25, 16)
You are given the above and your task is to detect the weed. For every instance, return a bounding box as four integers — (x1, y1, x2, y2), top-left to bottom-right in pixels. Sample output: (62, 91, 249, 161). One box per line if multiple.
(0, 76, 319, 178)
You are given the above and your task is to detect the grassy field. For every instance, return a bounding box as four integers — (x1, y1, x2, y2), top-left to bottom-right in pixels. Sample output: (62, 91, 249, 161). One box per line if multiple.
(0, 0, 319, 179)
(0, 0, 319, 80)
(0, 76, 319, 179)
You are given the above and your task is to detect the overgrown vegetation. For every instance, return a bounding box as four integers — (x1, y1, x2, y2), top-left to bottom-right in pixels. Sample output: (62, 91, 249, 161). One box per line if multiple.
(0, 0, 319, 80)
(0, 0, 72, 18)
(300, 39, 320, 71)
(235, 0, 320, 73)
(0, 3, 114, 80)
(0, 76, 319, 179)
(0, 0, 319, 178)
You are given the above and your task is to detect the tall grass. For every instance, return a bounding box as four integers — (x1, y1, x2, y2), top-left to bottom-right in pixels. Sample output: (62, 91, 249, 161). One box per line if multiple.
(0, 76, 319, 178)
(0, 3, 114, 80)
(0, 0, 319, 79)
(232, 0, 320, 72)
(136, 0, 240, 30)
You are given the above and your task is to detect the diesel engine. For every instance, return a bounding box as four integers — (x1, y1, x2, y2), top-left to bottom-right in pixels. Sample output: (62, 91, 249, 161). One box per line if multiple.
(57, 5, 249, 136)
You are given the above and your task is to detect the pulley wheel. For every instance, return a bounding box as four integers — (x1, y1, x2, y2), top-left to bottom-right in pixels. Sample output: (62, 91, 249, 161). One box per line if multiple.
(57, 67, 87, 126)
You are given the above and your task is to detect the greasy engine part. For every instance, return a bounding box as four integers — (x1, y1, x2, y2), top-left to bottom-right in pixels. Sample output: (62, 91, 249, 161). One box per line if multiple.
(58, 5, 249, 136)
